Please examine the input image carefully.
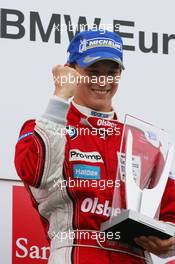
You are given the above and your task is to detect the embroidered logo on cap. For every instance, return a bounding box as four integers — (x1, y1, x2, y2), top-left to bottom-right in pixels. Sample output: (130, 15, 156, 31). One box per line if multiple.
(79, 38, 122, 53)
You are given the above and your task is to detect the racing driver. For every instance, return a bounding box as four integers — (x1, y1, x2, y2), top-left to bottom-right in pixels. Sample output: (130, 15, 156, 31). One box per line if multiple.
(14, 29, 175, 264)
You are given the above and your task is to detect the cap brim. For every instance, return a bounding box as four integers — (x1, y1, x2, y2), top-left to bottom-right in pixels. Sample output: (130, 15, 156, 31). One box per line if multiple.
(76, 51, 125, 70)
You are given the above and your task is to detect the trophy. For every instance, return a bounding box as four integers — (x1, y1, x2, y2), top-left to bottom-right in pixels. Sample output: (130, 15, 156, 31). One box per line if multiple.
(101, 115, 175, 247)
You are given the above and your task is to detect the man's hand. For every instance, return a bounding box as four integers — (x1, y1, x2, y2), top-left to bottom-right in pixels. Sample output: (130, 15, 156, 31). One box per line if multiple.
(134, 236, 175, 255)
(52, 65, 80, 100)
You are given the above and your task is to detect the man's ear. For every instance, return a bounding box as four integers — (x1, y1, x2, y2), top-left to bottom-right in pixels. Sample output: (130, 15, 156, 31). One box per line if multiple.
(65, 63, 77, 69)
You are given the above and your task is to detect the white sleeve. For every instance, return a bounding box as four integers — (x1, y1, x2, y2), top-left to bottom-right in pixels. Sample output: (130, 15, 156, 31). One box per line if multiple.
(34, 97, 69, 188)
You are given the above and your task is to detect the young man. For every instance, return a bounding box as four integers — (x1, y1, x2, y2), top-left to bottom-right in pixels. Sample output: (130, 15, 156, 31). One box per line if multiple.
(15, 29, 175, 264)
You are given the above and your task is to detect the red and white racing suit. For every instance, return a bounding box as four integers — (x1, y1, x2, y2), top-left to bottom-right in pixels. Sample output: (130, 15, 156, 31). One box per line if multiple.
(14, 97, 175, 264)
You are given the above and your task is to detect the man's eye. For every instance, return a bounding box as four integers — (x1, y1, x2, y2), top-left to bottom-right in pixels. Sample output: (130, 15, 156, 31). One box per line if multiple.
(88, 71, 98, 76)
(108, 71, 119, 76)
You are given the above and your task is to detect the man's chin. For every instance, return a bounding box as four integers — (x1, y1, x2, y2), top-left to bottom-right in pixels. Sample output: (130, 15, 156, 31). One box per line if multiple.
(87, 101, 112, 112)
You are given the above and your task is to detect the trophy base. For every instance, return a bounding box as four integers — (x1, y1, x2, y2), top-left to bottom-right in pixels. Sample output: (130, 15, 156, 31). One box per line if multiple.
(101, 209, 175, 247)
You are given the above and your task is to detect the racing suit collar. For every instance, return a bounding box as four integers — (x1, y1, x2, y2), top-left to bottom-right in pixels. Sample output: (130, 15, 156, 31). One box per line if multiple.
(72, 100, 115, 120)
(67, 101, 119, 131)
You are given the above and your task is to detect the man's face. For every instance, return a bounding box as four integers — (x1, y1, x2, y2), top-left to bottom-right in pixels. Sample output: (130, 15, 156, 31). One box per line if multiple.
(73, 60, 121, 112)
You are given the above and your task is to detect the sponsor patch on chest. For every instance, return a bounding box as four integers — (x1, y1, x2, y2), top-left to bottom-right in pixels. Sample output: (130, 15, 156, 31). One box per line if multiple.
(69, 149, 103, 163)
(73, 164, 101, 180)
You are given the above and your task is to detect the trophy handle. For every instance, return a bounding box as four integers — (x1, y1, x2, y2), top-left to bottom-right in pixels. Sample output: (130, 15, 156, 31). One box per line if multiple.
(140, 145, 174, 218)
(125, 130, 143, 212)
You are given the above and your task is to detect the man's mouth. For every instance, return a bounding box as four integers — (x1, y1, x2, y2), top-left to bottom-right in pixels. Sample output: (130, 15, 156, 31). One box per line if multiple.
(91, 89, 110, 95)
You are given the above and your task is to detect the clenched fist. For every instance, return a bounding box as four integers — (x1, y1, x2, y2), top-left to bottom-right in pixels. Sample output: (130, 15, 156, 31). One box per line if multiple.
(52, 65, 80, 100)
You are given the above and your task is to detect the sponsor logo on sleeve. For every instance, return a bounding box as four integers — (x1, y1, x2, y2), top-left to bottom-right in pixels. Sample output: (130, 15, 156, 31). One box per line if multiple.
(18, 132, 33, 142)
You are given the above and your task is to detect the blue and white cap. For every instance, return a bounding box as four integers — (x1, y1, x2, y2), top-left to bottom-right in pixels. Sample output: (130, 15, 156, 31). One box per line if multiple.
(67, 29, 125, 69)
